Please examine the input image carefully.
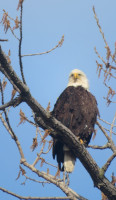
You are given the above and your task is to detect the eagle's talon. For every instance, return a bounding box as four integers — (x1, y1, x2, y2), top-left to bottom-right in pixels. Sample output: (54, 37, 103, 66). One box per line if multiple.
(80, 139, 84, 144)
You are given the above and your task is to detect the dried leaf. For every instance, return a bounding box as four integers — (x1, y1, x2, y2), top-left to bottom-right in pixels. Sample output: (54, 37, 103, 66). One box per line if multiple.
(105, 45, 111, 61)
(106, 98, 112, 106)
(107, 87, 115, 99)
(41, 129, 51, 143)
(46, 102, 50, 112)
(47, 168, 49, 175)
(40, 158, 45, 167)
(2, 11, 10, 33)
(6, 55, 11, 64)
(96, 61, 102, 78)
(17, 0, 24, 10)
(2, 80, 7, 90)
(13, 16, 20, 30)
(16, 166, 26, 180)
(16, 169, 21, 180)
(92, 129, 97, 140)
(47, 139, 53, 152)
(30, 137, 38, 151)
(11, 88, 17, 100)
(55, 168, 60, 179)
(18, 109, 27, 126)
(20, 166, 26, 176)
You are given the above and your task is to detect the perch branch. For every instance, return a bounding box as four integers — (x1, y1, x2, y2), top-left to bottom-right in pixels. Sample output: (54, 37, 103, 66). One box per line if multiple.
(0, 46, 116, 200)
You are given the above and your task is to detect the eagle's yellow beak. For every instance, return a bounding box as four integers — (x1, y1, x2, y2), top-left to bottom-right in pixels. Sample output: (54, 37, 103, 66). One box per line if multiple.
(74, 73, 78, 79)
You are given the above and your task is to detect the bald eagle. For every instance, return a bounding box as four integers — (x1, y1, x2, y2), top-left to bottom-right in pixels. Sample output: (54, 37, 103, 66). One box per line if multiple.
(52, 69, 99, 173)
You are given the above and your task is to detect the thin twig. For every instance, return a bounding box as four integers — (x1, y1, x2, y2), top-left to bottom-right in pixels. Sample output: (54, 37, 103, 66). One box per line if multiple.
(0, 79, 17, 140)
(0, 113, 25, 159)
(0, 64, 20, 93)
(10, 27, 19, 40)
(94, 47, 106, 65)
(32, 143, 46, 167)
(96, 121, 109, 140)
(21, 160, 88, 200)
(98, 117, 116, 127)
(101, 153, 116, 175)
(0, 113, 14, 138)
(21, 35, 64, 57)
(23, 174, 50, 185)
(0, 187, 71, 200)
(88, 143, 111, 150)
(93, 6, 108, 47)
(0, 39, 8, 42)
(104, 127, 116, 135)
(95, 48, 116, 79)
(0, 96, 23, 110)
(19, 3, 26, 84)
(96, 121, 116, 153)
(110, 112, 116, 138)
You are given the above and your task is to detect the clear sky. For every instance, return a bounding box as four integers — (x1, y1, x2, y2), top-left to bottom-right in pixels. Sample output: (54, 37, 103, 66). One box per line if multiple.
(0, 0, 116, 200)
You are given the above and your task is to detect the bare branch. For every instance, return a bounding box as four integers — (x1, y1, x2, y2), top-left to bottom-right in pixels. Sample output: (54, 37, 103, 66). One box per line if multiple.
(17, 0, 24, 10)
(18, 3, 26, 84)
(93, 6, 108, 47)
(100, 153, 116, 176)
(96, 121, 116, 153)
(23, 174, 50, 185)
(88, 143, 111, 150)
(110, 112, 116, 138)
(0, 96, 23, 110)
(0, 79, 17, 140)
(0, 186, 72, 200)
(21, 160, 88, 200)
(0, 39, 8, 42)
(21, 35, 64, 57)
(0, 112, 25, 159)
(98, 117, 116, 128)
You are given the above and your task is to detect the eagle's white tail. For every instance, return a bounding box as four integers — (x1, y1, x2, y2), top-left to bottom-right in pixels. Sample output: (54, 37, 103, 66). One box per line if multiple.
(63, 145, 76, 173)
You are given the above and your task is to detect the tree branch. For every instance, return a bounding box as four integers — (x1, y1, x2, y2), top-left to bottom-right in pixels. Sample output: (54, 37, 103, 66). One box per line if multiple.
(100, 153, 116, 176)
(88, 143, 111, 150)
(21, 35, 64, 57)
(0, 187, 73, 200)
(0, 39, 8, 42)
(21, 160, 88, 200)
(96, 121, 116, 153)
(0, 96, 23, 110)
(0, 46, 116, 199)
(19, 3, 26, 84)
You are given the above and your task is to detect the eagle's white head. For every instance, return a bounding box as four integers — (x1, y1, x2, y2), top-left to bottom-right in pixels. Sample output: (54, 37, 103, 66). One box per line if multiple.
(67, 69, 89, 90)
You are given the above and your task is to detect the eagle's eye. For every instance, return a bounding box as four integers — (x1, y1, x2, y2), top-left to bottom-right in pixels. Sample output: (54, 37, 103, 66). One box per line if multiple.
(78, 73, 82, 76)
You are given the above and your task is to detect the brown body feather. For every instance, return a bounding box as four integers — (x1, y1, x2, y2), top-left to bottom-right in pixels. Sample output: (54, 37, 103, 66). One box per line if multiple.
(52, 86, 99, 171)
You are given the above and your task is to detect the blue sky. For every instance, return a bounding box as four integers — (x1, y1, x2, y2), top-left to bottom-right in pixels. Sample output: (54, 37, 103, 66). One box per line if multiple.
(0, 0, 116, 200)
